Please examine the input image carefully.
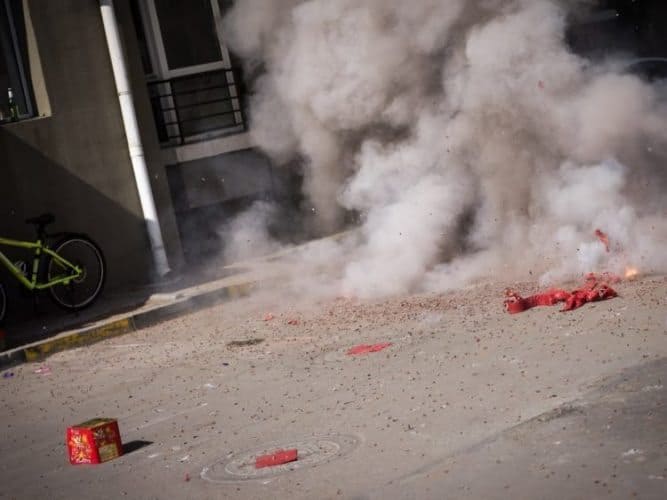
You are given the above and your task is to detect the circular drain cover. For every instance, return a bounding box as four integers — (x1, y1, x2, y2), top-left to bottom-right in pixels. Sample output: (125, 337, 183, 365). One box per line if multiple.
(201, 434, 359, 482)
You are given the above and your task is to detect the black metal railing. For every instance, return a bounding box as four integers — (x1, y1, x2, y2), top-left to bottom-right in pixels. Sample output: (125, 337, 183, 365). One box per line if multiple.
(147, 68, 246, 146)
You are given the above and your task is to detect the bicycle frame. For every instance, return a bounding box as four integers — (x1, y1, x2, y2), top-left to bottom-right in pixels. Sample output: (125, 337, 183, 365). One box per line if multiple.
(0, 236, 82, 290)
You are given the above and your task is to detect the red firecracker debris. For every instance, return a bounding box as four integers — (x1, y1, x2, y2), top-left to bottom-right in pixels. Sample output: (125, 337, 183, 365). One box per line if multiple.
(263, 313, 275, 321)
(595, 229, 610, 252)
(287, 319, 300, 325)
(505, 276, 617, 314)
(255, 449, 298, 469)
(347, 343, 393, 356)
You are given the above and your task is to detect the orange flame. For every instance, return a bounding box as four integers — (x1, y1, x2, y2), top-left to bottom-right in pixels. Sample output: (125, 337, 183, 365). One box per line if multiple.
(624, 266, 639, 280)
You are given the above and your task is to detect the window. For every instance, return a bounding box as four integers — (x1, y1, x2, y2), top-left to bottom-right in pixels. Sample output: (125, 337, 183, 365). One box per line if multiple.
(0, 0, 34, 123)
(132, 0, 245, 145)
(135, 0, 231, 79)
(155, 0, 221, 70)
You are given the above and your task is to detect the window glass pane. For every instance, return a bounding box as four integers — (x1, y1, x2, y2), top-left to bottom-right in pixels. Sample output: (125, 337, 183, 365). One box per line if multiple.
(154, 0, 222, 70)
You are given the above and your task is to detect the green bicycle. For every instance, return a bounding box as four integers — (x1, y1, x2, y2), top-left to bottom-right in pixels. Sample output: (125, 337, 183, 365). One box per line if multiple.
(0, 214, 106, 324)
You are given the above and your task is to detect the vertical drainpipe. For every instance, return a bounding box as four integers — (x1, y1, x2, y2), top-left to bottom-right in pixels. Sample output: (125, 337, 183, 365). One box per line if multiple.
(99, 0, 170, 277)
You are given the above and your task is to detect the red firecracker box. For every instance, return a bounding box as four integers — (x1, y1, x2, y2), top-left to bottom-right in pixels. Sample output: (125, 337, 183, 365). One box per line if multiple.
(66, 418, 123, 465)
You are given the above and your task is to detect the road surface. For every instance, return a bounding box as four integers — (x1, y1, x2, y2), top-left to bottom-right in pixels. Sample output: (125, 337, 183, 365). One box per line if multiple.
(1, 275, 666, 499)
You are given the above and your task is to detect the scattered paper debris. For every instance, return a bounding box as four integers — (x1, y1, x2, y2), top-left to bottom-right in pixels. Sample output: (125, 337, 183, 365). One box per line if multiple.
(287, 319, 300, 325)
(263, 313, 275, 321)
(34, 365, 51, 375)
(641, 384, 664, 392)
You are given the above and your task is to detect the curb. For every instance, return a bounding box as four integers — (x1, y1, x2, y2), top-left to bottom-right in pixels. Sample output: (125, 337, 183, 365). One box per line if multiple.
(0, 281, 256, 370)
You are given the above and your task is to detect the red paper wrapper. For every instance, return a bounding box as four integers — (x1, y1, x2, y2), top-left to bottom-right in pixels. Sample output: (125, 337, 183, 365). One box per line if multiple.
(505, 277, 617, 314)
(255, 448, 298, 469)
(347, 343, 393, 355)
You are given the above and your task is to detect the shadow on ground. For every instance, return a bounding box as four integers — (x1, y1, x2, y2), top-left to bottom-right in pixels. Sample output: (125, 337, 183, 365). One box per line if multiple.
(122, 440, 153, 455)
(0, 262, 245, 351)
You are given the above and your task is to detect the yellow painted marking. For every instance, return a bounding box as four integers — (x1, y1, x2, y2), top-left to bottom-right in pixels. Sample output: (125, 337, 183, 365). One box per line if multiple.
(227, 282, 255, 299)
(24, 318, 134, 361)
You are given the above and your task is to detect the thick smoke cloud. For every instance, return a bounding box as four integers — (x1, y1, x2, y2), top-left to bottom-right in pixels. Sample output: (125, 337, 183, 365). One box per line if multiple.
(223, 0, 667, 298)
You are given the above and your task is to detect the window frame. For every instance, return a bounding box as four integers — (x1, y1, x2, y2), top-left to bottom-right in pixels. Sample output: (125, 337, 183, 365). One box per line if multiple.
(139, 0, 232, 81)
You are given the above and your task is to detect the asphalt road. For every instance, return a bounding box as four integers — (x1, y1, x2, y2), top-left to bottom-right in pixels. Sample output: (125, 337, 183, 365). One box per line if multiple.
(1, 276, 666, 499)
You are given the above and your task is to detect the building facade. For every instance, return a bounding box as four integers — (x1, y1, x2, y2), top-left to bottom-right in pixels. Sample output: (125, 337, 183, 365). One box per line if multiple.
(0, 0, 276, 303)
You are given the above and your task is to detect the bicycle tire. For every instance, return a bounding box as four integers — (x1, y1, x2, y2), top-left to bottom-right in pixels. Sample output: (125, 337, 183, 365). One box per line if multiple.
(47, 236, 106, 311)
(0, 283, 6, 324)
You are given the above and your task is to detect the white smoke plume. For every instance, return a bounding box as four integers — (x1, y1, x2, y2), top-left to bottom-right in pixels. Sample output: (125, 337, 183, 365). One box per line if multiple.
(222, 0, 667, 298)
(219, 201, 282, 263)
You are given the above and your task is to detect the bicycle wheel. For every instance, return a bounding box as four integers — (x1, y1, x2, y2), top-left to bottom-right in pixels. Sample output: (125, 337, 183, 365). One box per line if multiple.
(47, 236, 105, 310)
(0, 283, 6, 324)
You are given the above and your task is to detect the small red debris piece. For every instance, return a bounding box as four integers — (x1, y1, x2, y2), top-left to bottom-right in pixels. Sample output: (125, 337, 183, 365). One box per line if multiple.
(538, 80, 545, 90)
(255, 449, 298, 469)
(595, 229, 610, 252)
(263, 313, 275, 321)
(347, 343, 393, 356)
(287, 319, 299, 325)
(184, 473, 190, 482)
(505, 276, 617, 314)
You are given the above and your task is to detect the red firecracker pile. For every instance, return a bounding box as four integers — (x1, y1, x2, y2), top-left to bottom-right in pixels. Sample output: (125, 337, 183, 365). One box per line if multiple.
(504, 229, 627, 314)
(505, 274, 618, 314)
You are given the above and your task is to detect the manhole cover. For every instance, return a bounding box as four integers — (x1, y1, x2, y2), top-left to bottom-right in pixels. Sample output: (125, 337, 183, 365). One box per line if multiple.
(201, 434, 359, 482)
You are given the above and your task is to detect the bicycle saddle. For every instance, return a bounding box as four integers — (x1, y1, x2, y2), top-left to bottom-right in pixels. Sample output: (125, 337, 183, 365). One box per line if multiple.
(25, 213, 55, 226)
